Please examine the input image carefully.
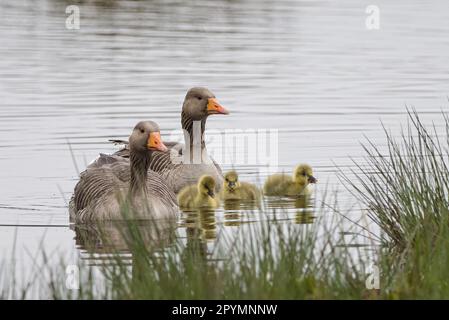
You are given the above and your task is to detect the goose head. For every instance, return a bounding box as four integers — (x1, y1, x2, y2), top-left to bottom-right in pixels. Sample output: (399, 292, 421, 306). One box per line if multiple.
(293, 164, 317, 186)
(128, 121, 168, 153)
(182, 87, 229, 121)
(198, 175, 216, 198)
(224, 171, 241, 193)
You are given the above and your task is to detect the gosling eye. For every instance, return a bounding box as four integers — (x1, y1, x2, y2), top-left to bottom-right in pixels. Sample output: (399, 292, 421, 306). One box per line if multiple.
(196, 96, 202, 100)
(140, 129, 145, 134)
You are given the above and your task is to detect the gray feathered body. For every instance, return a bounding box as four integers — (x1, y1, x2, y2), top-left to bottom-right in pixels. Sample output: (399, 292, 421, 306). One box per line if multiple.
(70, 155, 178, 223)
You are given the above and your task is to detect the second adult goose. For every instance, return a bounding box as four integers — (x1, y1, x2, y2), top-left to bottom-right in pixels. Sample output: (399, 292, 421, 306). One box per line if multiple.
(69, 121, 178, 223)
(109, 87, 229, 193)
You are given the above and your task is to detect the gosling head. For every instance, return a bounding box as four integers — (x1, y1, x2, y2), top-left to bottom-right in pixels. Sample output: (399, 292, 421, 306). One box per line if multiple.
(198, 175, 216, 198)
(182, 87, 229, 121)
(293, 164, 317, 186)
(128, 121, 168, 153)
(224, 171, 241, 192)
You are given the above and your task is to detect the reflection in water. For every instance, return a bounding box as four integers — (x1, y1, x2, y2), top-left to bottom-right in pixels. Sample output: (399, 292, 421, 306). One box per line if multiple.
(294, 212, 316, 225)
(224, 210, 241, 227)
(72, 219, 181, 287)
(223, 199, 260, 211)
(223, 199, 260, 226)
(265, 195, 316, 224)
(72, 219, 177, 266)
(179, 208, 218, 262)
(181, 209, 217, 242)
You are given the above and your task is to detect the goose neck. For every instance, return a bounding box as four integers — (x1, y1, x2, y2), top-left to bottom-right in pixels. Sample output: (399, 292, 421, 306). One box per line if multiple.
(130, 150, 151, 196)
(181, 111, 207, 150)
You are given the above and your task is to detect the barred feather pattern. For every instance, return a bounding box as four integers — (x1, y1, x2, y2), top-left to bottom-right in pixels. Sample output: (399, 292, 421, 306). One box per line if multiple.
(69, 159, 178, 223)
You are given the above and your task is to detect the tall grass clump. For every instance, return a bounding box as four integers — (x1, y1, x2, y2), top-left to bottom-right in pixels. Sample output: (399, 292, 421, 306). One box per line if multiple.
(337, 109, 449, 298)
(343, 109, 449, 250)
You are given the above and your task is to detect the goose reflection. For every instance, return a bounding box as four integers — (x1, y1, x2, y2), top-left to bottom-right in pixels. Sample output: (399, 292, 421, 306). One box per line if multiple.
(71, 219, 178, 288)
(179, 208, 217, 264)
(181, 208, 217, 242)
(222, 201, 259, 227)
(71, 219, 177, 262)
(224, 208, 241, 227)
(222, 198, 260, 211)
(264, 195, 316, 225)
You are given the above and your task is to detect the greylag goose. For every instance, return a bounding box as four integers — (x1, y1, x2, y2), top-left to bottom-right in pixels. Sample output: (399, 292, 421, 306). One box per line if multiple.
(220, 171, 261, 201)
(263, 164, 317, 197)
(69, 121, 178, 222)
(109, 87, 229, 193)
(177, 175, 220, 209)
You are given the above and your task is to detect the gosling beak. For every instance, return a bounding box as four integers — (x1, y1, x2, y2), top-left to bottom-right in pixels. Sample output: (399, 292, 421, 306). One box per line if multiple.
(207, 189, 215, 197)
(207, 98, 229, 115)
(308, 176, 317, 184)
(228, 181, 236, 191)
(147, 132, 168, 152)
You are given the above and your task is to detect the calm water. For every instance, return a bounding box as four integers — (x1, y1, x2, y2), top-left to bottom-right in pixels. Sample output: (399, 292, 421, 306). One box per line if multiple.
(1, 0, 449, 278)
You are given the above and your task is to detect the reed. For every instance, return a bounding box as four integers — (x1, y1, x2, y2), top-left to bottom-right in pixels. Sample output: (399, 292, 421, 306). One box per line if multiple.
(342, 109, 449, 250)
(340, 109, 449, 298)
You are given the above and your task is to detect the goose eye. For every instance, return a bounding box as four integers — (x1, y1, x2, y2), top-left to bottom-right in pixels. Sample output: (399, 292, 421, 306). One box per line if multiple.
(140, 129, 145, 134)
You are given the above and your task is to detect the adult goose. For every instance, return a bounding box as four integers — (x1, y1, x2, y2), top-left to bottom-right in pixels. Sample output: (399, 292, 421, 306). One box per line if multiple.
(110, 87, 229, 193)
(69, 121, 178, 223)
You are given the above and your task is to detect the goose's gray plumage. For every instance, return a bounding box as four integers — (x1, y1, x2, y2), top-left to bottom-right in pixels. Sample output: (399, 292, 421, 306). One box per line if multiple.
(97, 87, 229, 193)
(69, 121, 178, 223)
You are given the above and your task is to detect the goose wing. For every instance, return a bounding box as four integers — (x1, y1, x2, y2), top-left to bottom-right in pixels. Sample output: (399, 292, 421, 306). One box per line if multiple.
(146, 170, 178, 206)
(71, 164, 126, 219)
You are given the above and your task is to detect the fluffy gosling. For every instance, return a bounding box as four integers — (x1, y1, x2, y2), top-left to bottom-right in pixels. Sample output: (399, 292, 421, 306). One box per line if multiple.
(177, 175, 220, 209)
(220, 171, 260, 202)
(263, 164, 317, 197)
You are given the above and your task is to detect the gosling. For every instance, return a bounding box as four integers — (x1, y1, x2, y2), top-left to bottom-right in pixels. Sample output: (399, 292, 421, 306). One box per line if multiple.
(178, 175, 220, 209)
(263, 164, 317, 197)
(220, 171, 260, 201)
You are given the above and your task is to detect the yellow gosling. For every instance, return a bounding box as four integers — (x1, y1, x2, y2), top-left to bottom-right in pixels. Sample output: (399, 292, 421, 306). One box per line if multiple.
(220, 171, 261, 202)
(178, 175, 219, 209)
(263, 164, 317, 197)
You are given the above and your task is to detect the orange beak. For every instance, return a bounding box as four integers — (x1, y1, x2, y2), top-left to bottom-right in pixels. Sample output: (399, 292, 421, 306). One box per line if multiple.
(147, 132, 168, 152)
(207, 98, 229, 115)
